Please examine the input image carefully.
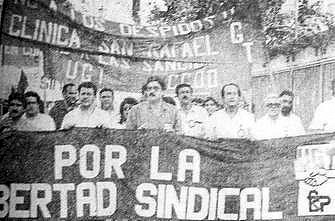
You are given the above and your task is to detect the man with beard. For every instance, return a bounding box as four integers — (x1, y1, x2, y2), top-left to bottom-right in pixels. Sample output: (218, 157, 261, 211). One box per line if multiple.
(206, 83, 254, 139)
(49, 83, 78, 129)
(126, 76, 180, 131)
(16, 91, 56, 131)
(0, 92, 25, 132)
(61, 82, 111, 129)
(175, 83, 208, 137)
(99, 87, 119, 128)
(279, 90, 305, 136)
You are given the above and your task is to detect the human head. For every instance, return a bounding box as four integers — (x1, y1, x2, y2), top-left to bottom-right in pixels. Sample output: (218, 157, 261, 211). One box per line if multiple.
(142, 76, 166, 103)
(264, 93, 281, 119)
(7, 92, 25, 119)
(279, 90, 294, 116)
(221, 83, 241, 108)
(203, 97, 219, 115)
(62, 83, 77, 105)
(78, 82, 97, 109)
(119, 97, 138, 124)
(175, 83, 193, 105)
(99, 87, 114, 110)
(24, 91, 42, 117)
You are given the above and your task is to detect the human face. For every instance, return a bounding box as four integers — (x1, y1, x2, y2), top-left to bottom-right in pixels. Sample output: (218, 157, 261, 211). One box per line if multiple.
(223, 85, 240, 107)
(177, 86, 192, 105)
(280, 94, 293, 116)
(100, 91, 114, 110)
(25, 96, 40, 117)
(144, 81, 163, 102)
(79, 87, 95, 108)
(8, 99, 24, 119)
(204, 100, 217, 115)
(266, 99, 281, 118)
(64, 86, 77, 105)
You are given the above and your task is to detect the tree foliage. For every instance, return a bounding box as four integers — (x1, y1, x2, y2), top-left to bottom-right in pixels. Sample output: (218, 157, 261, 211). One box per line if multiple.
(151, 0, 335, 59)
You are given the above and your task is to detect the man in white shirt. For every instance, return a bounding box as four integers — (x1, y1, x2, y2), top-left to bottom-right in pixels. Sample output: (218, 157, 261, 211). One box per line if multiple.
(309, 80, 335, 133)
(61, 82, 111, 129)
(279, 90, 305, 136)
(176, 83, 208, 137)
(16, 91, 56, 131)
(206, 83, 254, 139)
(252, 94, 283, 140)
(99, 87, 120, 128)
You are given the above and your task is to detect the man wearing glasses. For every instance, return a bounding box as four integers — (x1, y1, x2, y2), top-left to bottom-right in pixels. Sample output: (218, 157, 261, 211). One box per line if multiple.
(252, 93, 289, 139)
(126, 76, 180, 131)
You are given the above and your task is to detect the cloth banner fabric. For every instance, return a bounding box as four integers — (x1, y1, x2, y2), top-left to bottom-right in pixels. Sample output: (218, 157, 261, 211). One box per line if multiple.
(1, 129, 335, 220)
(1, 0, 261, 94)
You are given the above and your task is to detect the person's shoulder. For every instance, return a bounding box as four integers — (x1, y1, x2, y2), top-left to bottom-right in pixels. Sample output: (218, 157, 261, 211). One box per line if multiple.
(64, 107, 79, 118)
(162, 101, 177, 111)
(38, 113, 55, 121)
(211, 108, 225, 118)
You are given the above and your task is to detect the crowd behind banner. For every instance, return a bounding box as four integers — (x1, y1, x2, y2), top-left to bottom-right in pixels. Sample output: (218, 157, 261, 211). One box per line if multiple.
(1, 75, 334, 140)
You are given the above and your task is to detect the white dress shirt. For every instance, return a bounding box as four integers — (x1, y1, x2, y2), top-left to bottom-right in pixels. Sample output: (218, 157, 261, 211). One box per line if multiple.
(309, 97, 335, 132)
(206, 108, 255, 139)
(61, 107, 112, 129)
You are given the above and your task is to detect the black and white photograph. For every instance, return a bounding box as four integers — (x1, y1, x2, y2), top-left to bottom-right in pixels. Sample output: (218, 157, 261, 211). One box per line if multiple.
(1, 0, 335, 220)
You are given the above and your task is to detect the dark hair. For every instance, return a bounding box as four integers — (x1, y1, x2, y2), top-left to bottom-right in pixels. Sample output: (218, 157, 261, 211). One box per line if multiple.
(62, 83, 76, 94)
(78, 82, 97, 95)
(143, 76, 166, 91)
(162, 96, 176, 106)
(279, 90, 294, 98)
(24, 91, 44, 113)
(192, 97, 204, 105)
(119, 97, 138, 124)
(175, 83, 193, 96)
(8, 92, 25, 105)
(203, 97, 218, 106)
(99, 87, 114, 96)
(221, 83, 241, 98)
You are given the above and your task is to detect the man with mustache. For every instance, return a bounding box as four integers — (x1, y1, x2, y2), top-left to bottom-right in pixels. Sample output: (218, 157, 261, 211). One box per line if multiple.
(16, 91, 56, 131)
(61, 82, 111, 129)
(126, 76, 180, 131)
(206, 83, 254, 139)
(175, 83, 208, 137)
(99, 87, 120, 128)
(279, 90, 305, 136)
(49, 83, 78, 129)
(0, 92, 25, 132)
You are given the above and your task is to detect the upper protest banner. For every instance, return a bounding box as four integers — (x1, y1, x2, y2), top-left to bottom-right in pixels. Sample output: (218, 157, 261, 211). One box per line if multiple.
(1, 129, 335, 220)
(1, 0, 264, 94)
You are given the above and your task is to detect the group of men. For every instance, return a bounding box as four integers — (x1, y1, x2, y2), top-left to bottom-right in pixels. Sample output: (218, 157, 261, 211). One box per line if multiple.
(0, 75, 334, 140)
